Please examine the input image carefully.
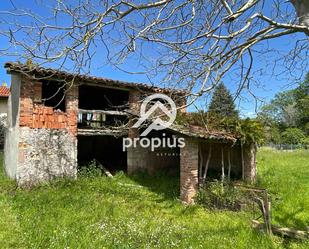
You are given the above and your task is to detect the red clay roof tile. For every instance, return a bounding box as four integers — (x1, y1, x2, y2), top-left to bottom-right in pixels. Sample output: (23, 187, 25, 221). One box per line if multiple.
(0, 86, 10, 97)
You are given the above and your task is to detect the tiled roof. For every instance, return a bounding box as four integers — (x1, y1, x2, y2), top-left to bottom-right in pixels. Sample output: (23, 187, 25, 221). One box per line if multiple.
(168, 124, 238, 143)
(0, 86, 10, 97)
(4, 62, 187, 95)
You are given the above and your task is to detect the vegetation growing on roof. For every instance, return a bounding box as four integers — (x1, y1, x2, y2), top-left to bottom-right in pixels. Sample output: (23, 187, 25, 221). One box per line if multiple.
(236, 118, 264, 145)
(175, 111, 264, 145)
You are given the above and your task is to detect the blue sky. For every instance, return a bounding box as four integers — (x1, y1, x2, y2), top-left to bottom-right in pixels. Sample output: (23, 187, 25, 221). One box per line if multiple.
(0, 0, 308, 117)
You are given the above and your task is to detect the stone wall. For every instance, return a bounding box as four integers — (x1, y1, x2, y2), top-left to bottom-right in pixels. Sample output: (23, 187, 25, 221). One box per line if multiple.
(17, 127, 77, 186)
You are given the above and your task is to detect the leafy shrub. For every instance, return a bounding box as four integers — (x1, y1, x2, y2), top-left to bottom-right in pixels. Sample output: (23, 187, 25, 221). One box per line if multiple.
(281, 128, 306, 145)
(78, 160, 102, 177)
(0, 114, 7, 149)
(301, 137, 309, 149)
(197, 181, 248, 211)
(236, 118, 264, 145)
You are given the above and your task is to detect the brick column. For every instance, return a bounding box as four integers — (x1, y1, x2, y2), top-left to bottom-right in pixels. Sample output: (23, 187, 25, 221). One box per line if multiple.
(127, 90, 142, 174)
(243, 142, 257, 183)
(65, 84, 79, 136)
(180, 138, 199, 204)
(19, 77, 35, 127)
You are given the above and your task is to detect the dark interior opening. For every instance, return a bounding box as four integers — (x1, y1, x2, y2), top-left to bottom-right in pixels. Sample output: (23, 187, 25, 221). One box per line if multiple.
(77, 135, 127, 173)
(41, 80, 66, 111)
(79, 85, 129, 110)
(199, 142, 242, 180)
(78, 85, 130, 129)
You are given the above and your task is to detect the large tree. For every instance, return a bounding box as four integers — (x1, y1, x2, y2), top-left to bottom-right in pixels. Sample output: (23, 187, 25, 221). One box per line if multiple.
(258, 72, 309, 144)
(0, 0, 308, 106)
(208, 83, 239, 119)
(258, 72, 309, 129)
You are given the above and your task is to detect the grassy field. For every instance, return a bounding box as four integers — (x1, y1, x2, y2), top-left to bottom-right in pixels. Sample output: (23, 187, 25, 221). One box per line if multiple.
(0, 148, 308, 249)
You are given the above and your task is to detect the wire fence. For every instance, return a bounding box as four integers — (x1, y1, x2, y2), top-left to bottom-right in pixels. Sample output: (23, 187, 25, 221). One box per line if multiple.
(266, 143, 307, 151)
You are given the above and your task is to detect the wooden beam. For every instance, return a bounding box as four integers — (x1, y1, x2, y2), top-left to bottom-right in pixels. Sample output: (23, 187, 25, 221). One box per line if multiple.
(78, 109, 129, 116)
(77, 128, 128, 136)
(252, 220, 309, 239)
(202, 144, 212, 183)
(227, 148, 231, 181)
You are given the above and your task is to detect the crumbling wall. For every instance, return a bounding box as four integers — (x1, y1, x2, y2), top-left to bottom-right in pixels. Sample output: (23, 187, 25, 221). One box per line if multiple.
(17, 127, 77, 185)
(6, 75, 79, 185)
(19, 78, 78, 136)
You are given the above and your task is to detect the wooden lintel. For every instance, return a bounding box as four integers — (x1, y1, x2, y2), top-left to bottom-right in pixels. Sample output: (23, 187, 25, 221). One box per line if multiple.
(78, 109, 129, 116)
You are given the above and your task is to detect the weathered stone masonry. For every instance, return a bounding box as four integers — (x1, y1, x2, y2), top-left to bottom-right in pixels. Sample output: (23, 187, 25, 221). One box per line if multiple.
(5, 76, 78, 185)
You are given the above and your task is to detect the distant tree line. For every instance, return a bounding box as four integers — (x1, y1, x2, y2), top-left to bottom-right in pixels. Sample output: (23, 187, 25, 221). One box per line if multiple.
(257, 73, 309, 147)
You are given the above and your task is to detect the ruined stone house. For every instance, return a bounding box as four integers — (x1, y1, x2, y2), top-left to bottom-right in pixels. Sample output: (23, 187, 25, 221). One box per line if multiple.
(4, 62, 256, 203)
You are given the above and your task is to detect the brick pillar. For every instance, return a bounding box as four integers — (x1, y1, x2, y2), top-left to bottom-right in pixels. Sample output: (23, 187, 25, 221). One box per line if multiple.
(127, 90, 142, 174)
(243, 143, 257, 183)
(33, 81, 42, 103)
(19, 77, 35, 127)
(65, 84, 79, 136)
(180, 138, 199, 204)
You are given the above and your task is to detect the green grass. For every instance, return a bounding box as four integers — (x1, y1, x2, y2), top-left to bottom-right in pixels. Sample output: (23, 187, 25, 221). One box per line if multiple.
(0, 148, 308, 248)
(257, 148, 309, 230)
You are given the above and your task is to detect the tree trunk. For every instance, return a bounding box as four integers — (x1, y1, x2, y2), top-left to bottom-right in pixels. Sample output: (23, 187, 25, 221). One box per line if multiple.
(291, 0, 309, 27)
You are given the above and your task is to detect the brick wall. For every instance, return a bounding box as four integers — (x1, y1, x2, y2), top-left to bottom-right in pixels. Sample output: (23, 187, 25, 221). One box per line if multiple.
(180, 137, 198, 204)
(19, 77, 78, 136)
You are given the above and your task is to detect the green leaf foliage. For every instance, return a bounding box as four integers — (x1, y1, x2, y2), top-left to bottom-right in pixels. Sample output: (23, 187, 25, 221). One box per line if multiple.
(236, 118, 264, 145)
(208, 82, 239, 119)
(281, 128, 306, 145)
(257, 72, 309, 144)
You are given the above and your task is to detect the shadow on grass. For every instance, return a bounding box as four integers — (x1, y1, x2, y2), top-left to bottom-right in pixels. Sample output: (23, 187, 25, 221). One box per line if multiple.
(128, 170, 180, 201)
(275, 205, 308, 230)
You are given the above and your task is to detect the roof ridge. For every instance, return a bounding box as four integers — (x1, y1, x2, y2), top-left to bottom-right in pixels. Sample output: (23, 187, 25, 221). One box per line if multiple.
(4, 61, 187, 95)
